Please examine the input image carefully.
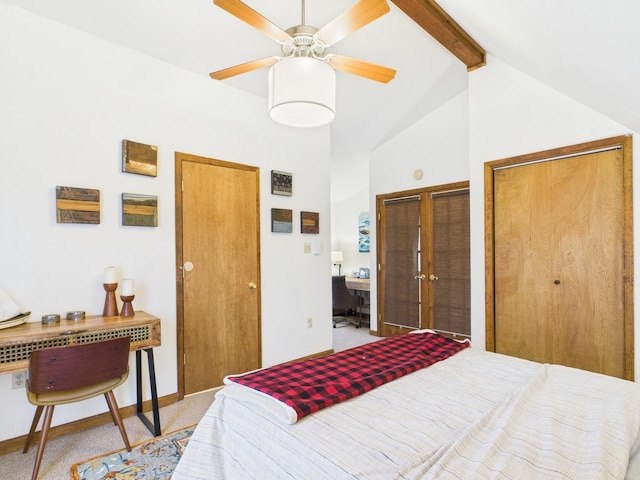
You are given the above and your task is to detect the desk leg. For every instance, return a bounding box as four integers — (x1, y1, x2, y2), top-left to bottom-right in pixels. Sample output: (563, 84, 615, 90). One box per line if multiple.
(136, 348, 161, 436)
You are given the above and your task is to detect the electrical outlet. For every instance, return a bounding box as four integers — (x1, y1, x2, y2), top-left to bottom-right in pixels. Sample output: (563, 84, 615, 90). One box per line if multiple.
(307, 317, 313, 328)
(12, 372, 26, 390)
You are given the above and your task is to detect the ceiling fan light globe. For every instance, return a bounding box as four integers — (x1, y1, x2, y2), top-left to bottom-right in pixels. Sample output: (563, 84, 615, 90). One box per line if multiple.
(268, 57, 336, 128)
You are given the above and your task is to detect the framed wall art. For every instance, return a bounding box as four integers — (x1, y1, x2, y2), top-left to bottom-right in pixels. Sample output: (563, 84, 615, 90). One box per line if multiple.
(122, 139, 158, 177)
(358, 212, 370, 252)
(300, 211, 319, 234)
(271, 208, 293, 233)
(122, 193, 158, 227)
(271, 170, 292, 196)
(56, 186, 100, 224)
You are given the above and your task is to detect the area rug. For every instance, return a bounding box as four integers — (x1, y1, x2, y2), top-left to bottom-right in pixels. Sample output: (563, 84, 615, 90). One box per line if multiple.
(70, 425, 196, 480)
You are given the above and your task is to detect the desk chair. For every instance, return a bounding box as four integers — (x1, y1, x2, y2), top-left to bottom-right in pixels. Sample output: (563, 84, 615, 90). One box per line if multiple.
(332, 275, 361, 327)
(23, 336, 132, 480)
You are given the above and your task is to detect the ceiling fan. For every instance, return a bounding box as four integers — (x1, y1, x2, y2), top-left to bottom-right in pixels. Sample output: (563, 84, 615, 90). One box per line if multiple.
(210, 0, 397, 84)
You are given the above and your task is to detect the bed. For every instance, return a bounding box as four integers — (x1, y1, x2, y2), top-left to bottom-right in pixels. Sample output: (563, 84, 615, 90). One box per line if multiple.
(173, 331, 640, 479)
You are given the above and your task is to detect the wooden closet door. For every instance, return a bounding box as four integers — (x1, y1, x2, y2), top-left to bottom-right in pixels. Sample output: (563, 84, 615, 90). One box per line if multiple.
(430, 189, 470, 338)
(377, 182, 470, 338)
(494, 148, 625, 377)
(380, 197, 422, 329)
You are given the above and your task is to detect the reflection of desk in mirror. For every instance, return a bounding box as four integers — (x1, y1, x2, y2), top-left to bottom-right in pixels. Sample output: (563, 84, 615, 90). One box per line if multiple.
(345, 277, 370, 327)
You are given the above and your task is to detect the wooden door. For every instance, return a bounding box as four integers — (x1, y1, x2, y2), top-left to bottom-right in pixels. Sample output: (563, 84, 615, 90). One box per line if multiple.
(377, 182, 470, 338)
(486, 136, 633, 380)
(175, 152, 261, 396)
(379, 195, 422, 330)
(429, 189, 470, 339)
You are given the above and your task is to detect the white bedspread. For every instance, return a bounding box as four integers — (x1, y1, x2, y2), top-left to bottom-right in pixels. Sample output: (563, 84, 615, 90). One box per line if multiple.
(173, 348, 640, 479)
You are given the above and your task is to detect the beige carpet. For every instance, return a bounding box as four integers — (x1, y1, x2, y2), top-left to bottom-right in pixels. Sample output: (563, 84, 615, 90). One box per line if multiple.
(0, 390, 216, 480)
(333, 320, 379, 351)
(1, 325, 376, 479)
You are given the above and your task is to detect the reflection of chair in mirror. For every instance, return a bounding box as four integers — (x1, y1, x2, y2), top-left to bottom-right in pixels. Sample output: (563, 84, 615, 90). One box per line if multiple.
(332, 275, 361, 328)
(24, 336, 132, 480)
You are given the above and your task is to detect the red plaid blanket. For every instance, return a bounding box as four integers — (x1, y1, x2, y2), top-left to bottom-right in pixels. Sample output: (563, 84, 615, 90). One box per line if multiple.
(227, 331, 469, 421)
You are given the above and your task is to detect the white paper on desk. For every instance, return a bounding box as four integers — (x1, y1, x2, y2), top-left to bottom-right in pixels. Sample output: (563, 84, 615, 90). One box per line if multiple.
(0, 286, 21, 321)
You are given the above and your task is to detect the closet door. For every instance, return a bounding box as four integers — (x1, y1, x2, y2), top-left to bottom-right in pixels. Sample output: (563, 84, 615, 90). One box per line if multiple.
(380, 196, 422, 329)
(377, 182, 470, 338)
(430, 189, 470, 338)
(489, 137, 632, 379)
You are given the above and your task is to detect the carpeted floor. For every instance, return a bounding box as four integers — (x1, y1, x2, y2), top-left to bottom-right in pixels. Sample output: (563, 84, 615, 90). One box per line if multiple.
(0, 390, 216, 480)
(0, 324, 376, 480)
(332, 319, 379, 351)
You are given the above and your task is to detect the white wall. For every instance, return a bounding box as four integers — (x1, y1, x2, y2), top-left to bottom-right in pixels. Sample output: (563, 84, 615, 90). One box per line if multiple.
(369, 91, 470, 331)
(467, 56, 639, 370)
(0, 4, 331, 441)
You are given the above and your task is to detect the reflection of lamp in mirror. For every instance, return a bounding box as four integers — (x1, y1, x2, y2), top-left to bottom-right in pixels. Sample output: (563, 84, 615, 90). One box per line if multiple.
(331, 251, 344, 276)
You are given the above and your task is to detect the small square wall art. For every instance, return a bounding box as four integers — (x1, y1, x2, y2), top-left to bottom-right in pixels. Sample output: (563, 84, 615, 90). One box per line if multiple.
(271, 208, 293, 233)
(122, 139, 158, 177)
(122, 193, 158, 227)
(56, 186, 100, 224)
(300, 211, 319, 234)
(271, 170, 292, 196)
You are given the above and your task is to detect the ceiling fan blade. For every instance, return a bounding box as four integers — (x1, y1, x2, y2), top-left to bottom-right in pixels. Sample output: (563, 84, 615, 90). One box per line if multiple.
(326, 54, 396, 83)
(213, 0, 291, 42)
(316, 0, 390, 46)
(210, 57, 279, 80)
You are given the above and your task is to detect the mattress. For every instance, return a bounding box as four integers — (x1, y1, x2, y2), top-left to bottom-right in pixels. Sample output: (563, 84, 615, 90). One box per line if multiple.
(173, 338, 640, 479)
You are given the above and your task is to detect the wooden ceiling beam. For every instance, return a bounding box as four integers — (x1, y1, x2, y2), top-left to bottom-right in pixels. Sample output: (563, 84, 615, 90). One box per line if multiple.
(391, 0, 486, 71)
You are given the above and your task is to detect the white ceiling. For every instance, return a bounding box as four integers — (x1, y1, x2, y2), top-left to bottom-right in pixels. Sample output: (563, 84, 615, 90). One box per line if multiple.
(3, 0, 640, 155)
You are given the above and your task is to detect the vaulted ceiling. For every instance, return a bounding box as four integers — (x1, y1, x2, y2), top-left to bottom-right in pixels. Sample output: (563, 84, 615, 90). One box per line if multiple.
(3, 0, 639, 154)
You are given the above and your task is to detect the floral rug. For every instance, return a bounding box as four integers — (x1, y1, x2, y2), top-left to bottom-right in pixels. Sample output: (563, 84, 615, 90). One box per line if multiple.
(70, 425, 196, 480)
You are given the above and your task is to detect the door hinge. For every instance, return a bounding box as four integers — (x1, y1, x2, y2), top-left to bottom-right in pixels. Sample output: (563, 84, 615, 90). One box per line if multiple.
(183, 353, 186, 366)
(181, 180, 184, 192)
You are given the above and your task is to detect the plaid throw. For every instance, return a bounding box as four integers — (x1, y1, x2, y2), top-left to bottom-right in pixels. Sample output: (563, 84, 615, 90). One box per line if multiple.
(228, 331, 470, 420)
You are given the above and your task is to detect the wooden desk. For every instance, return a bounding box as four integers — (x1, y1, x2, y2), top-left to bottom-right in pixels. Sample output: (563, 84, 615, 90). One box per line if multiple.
(345, 277, 370, 292)
(345, 277, 370, 327)
(0, 311, 162, 436)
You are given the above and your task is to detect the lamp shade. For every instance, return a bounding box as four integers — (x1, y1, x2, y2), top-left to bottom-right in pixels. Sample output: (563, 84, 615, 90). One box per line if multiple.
(331, 251, 344, 263)
(268, 57, 336, 128)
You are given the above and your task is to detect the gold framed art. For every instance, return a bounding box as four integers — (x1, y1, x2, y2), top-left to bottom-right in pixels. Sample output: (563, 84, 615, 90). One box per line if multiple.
(122, 139, 158, 177)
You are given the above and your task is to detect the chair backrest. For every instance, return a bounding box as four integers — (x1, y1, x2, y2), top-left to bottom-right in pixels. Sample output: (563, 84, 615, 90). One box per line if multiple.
(27, 336, 131, 394)
(332, 275, 360, 310)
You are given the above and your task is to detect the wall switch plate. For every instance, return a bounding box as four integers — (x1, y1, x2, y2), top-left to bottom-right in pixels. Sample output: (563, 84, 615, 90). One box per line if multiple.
(12, 372, 26, 390)
(303, 243, 311, 253)
(307, 317, 313, 328)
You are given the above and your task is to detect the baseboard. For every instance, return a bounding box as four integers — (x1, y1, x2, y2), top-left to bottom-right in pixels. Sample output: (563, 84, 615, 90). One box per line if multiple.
(0, 392, 179, 455)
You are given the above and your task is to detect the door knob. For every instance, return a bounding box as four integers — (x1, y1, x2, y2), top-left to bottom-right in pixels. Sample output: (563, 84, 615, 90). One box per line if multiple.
(248, 282, 257, 289)
(183, 261, 194, 272)
(428, 274, 439, 281)
(414, 274, 426, 280)
(180, 261, 194, 272)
